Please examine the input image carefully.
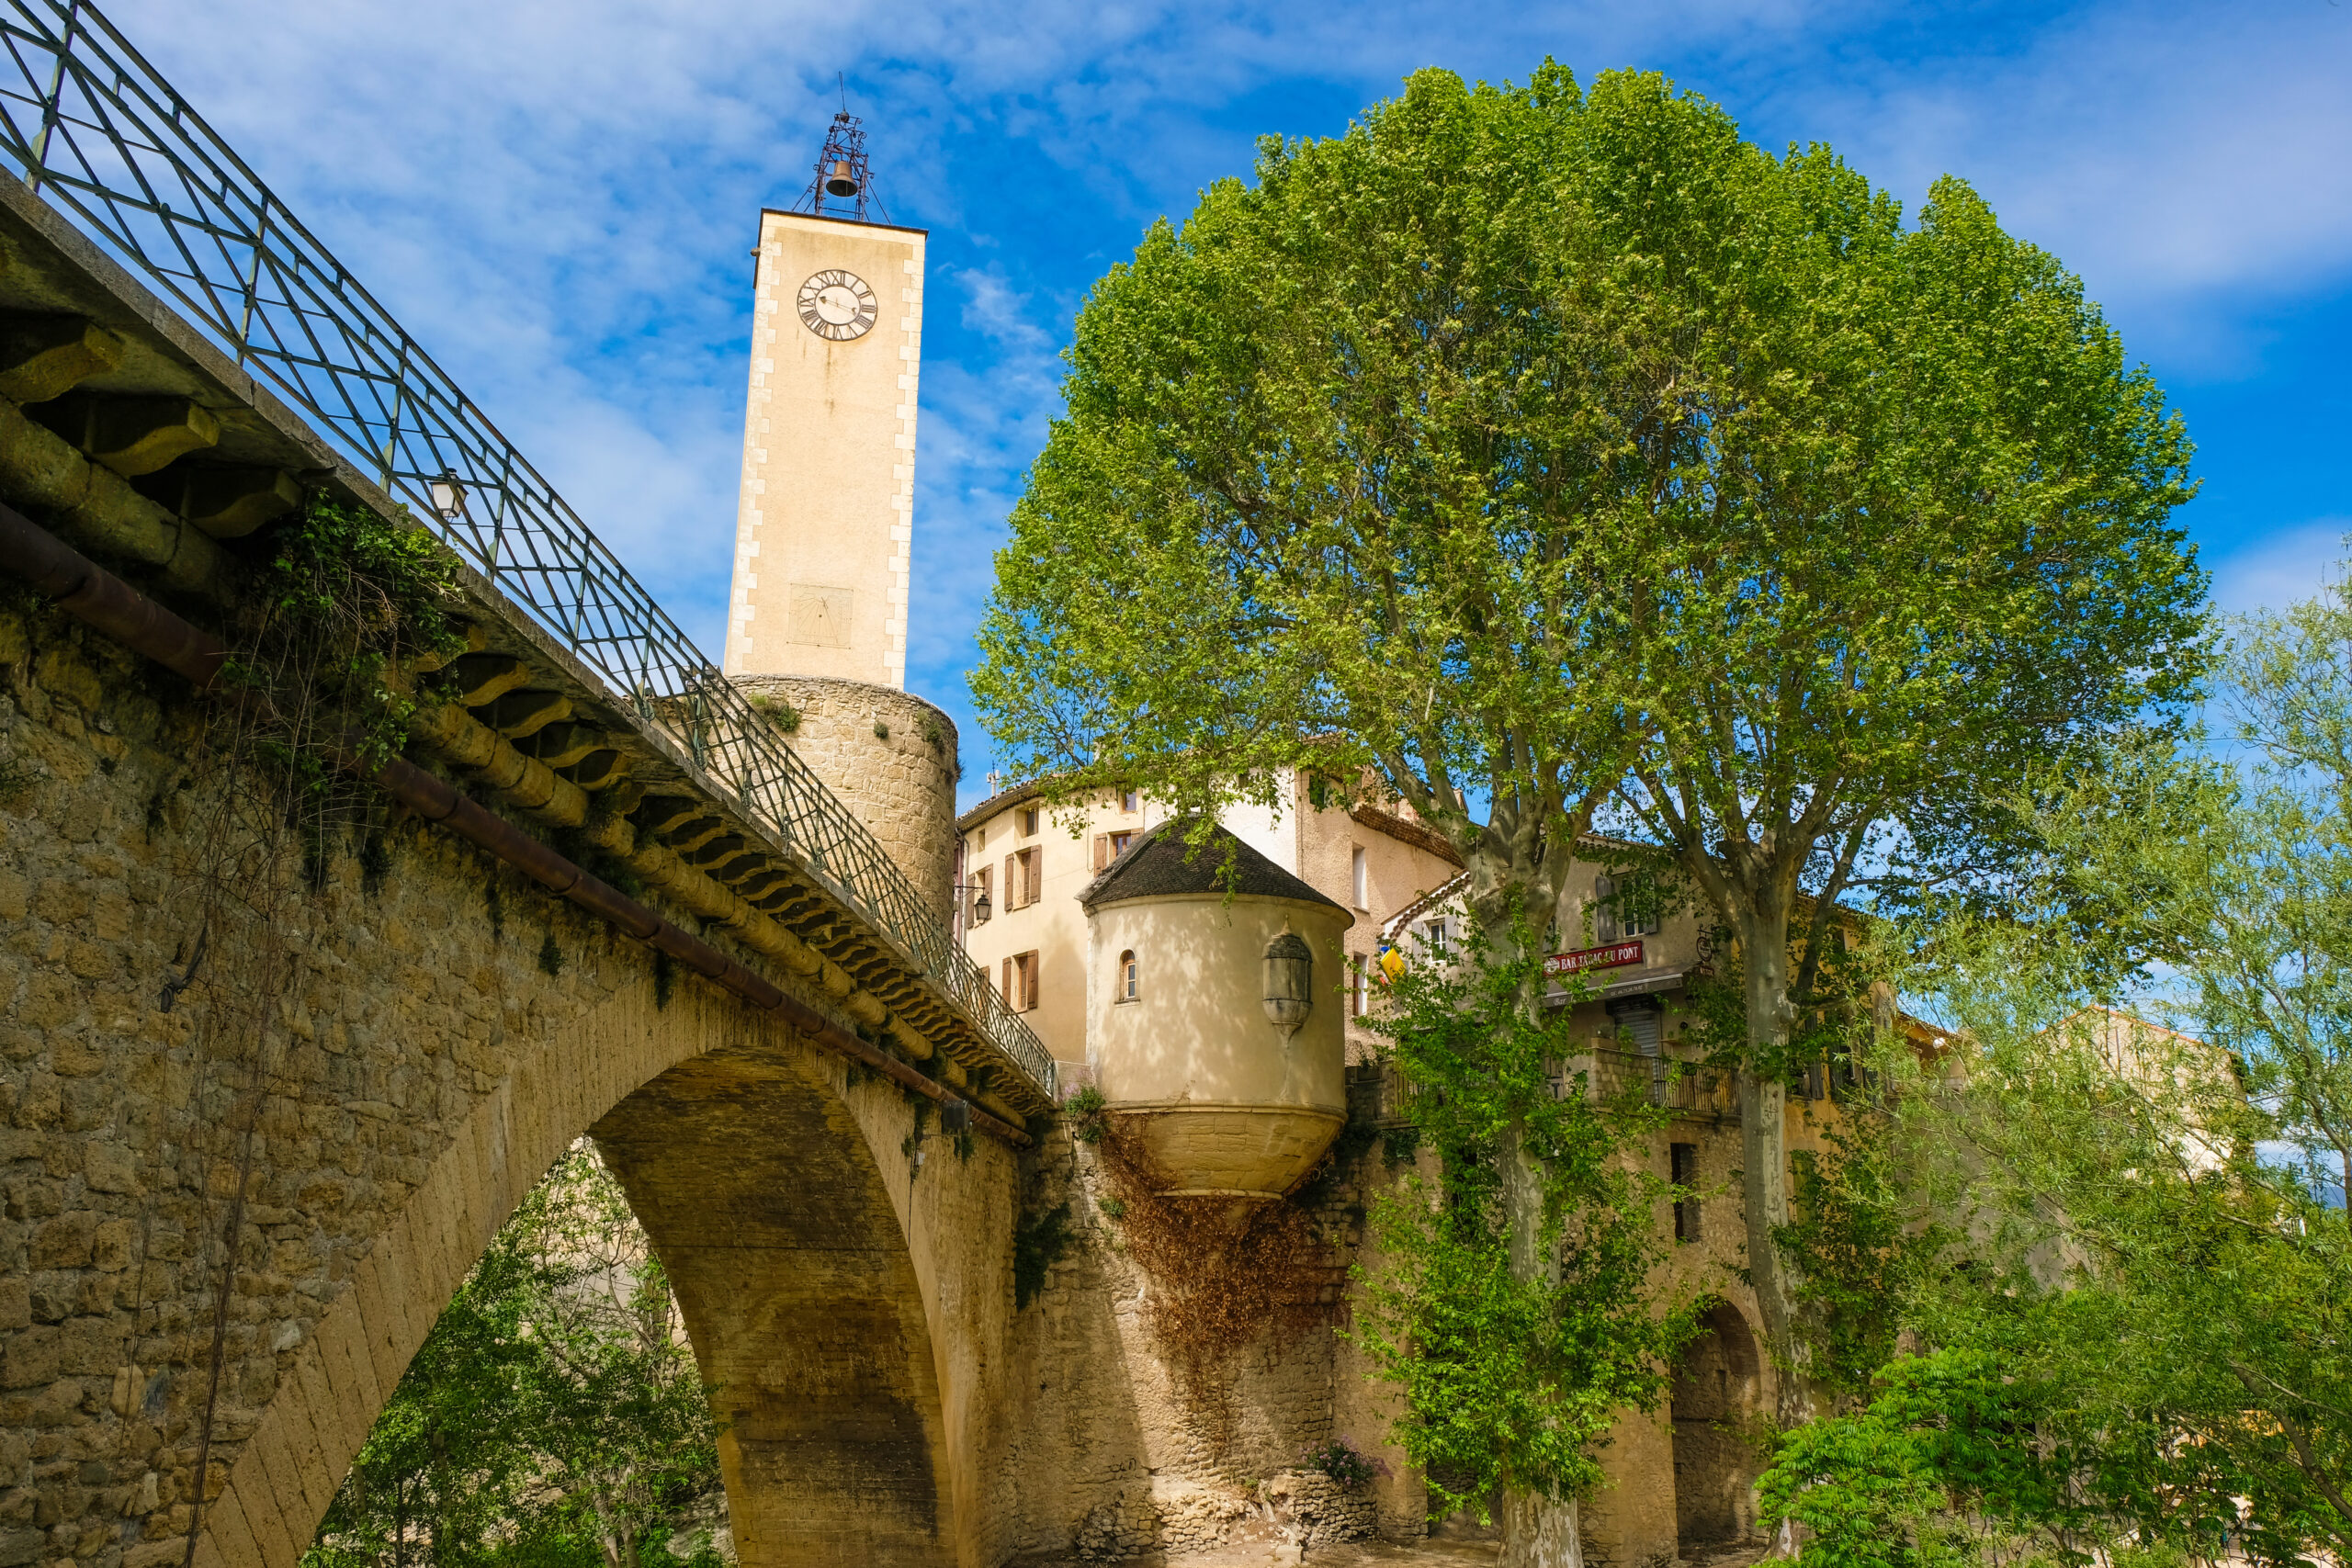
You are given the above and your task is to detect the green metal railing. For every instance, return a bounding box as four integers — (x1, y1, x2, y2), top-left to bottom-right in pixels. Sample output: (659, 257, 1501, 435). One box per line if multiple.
(0, 0, 1053, 1099)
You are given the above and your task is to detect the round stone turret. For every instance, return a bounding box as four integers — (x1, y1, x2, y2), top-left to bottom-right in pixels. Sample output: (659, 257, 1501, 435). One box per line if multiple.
(1082, 819, 1353, 1200)
(731, 674, 959, 920)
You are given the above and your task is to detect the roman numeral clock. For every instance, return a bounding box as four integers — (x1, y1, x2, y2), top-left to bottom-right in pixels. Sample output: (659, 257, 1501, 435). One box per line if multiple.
(797, 268, 877, 341)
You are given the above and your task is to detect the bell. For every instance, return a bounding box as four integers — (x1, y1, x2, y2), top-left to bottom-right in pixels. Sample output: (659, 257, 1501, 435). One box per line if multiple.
(824, 160, 860, 198)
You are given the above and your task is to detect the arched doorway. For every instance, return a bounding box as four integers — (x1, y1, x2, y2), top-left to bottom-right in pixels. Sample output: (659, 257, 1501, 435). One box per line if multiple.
(1671, 1301, 1766, 1552)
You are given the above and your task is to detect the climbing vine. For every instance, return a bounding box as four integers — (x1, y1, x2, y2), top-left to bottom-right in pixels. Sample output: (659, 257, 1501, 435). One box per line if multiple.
(1350, 924, 1700, 1521)
(1087, 1118, 1343, 1423)
(152, 497, 464, 1565)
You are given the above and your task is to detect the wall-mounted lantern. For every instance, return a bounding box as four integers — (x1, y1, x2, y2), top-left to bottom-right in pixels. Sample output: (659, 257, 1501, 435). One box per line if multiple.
(1263, 931, 1314, 1032)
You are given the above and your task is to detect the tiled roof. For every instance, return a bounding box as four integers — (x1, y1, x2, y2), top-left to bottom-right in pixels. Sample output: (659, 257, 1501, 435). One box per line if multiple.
(1079, 818, 1345, 912)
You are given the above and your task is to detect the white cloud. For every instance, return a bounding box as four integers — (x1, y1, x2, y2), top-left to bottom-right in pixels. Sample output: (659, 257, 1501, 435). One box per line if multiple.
(1744, 3, 2352, 363)
(2207, 519, 2351, 618)
(61, 0, 2352, 802)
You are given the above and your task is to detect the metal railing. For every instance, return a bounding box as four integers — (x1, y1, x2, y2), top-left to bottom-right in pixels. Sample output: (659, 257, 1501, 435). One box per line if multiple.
(0, 0, 1054, 1100)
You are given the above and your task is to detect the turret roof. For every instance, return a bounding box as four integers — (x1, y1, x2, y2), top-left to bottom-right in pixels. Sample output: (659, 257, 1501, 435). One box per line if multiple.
(1078, 818, 1345, 913)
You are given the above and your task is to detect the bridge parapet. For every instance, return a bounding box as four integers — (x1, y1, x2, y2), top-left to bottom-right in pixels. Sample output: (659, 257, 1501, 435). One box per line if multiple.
(0, 0, 1051, 1112)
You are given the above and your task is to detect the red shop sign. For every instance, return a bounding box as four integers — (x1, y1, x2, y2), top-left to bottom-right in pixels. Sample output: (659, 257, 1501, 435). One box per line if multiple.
(1544, 941, 1643, 977)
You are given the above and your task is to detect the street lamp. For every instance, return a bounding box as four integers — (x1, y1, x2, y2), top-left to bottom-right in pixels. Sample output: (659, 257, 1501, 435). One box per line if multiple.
(429, 470, 468, 522)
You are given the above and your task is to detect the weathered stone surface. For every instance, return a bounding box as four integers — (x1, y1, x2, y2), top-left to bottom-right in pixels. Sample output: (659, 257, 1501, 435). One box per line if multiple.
(730, 674, 959, 919)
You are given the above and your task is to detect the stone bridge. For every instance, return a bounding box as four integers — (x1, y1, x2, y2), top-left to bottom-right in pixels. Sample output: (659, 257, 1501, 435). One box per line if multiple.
(0, 125, 1103, 1568)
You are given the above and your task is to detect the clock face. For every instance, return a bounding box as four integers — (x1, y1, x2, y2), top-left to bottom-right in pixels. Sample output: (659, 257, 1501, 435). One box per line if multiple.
(797, 269, 877, 341)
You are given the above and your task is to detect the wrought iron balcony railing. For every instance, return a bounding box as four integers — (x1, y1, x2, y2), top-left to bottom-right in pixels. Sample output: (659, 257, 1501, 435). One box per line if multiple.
(0, 0, 1054, 1100)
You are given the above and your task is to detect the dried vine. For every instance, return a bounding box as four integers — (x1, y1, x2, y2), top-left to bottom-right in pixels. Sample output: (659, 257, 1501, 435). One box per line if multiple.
(1091, 1121, 1343, 1424)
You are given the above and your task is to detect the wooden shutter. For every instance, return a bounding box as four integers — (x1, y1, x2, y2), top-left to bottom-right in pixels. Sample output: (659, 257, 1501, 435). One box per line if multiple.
(1594, 875, 1619, 944)
(1001, 956, 1012, 1004)
(1004, 854, 1017, 909)
(1093, 833, 1108, 870)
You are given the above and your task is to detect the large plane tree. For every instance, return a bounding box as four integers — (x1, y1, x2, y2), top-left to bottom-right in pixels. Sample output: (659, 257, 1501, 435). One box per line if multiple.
(972, 62, 2201, 1559)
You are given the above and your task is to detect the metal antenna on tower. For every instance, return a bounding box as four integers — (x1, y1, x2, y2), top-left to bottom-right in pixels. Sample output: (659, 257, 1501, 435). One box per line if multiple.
(796, 78, 891, 225)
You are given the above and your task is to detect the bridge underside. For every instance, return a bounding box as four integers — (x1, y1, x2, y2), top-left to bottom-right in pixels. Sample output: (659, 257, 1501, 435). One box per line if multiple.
(598, 1053, 956, 1566)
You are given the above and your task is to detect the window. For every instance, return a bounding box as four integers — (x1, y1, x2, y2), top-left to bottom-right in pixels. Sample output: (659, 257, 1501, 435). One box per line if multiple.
(1351, 954, 1368, 1017)
(1004, 846, 1040, 908)
(1593, 874, 1660, 943)
(1671, 1142, 1700, 1243)
(1092, 829, 1136, 870)
(1020, 806, 1041, 837)
(1117, 949, 1138, 1003)
(972, 827, 986, 852)
(1120, 787, 1139, 813)
(1351, 846, 1368, 909)
(970, 865, 993, 925)
(1421, 918, 1449, 957)
(1002, 950, 1040, 1011)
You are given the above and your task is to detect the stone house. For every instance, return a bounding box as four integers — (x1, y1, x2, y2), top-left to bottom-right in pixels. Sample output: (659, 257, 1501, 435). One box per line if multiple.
(952, 775, 1892, 1565)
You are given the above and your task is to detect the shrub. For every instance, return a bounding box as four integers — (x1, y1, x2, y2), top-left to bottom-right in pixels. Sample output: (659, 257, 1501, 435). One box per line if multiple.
(1064, 1082, 1107, 1144)
(1299, 1435, 1387, 1489)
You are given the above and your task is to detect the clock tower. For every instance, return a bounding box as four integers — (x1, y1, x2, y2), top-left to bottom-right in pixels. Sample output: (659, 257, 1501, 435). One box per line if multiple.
(723, 200, 926, 688)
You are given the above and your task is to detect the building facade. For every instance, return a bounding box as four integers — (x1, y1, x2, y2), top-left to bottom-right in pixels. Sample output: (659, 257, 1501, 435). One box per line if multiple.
(956, 777, 1878, 1562)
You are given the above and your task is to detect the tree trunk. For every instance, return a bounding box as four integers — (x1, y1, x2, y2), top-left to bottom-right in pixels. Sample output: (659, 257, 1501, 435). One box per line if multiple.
(1500, 1488, 1584, 1568)
(1454, 830, 1588, 1567)
(1736, 910, 1810, 1426)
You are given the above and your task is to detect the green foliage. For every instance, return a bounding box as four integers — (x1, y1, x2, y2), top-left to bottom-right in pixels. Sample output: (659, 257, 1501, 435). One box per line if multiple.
(1759, 584, 2352, 1560)
(304, 1144, 721, 1568)
(971, 60, 2203, 1422)
(1063, 1082, 1107, 1144)
(1351, 928, 1698, 1520)
(872, 720, 889, 740)
(1012, 1201, 1072, 1310)
(1298, 1435, 1387, 1490)
(255, 497, 465, 781)
(1095, 1195, 1125, 1219)
(1773, 1120, 1947, 1408)
(1761, 1350, 2074, 1566)
(1760, 1343, 2283, 1564)
(744, 692, 799, 734)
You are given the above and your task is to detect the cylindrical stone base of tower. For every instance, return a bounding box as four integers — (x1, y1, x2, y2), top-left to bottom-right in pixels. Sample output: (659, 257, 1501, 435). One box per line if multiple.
(732, 674, 960, 921)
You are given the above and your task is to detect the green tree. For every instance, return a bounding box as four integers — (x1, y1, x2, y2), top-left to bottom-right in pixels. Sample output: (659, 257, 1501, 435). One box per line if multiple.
(1590, 152, 2203, 1418)
(1757, 574, 2352, 1556)
(306, 1144, 723, 1568)
(973, 57, 2199, 1545)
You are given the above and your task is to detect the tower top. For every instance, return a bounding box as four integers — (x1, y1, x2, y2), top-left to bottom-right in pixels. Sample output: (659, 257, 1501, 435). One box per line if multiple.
(797, 93, 890, 225)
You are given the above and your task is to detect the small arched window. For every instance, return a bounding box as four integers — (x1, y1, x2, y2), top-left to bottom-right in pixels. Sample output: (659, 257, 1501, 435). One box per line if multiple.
(1117, 949, 1139, 1003)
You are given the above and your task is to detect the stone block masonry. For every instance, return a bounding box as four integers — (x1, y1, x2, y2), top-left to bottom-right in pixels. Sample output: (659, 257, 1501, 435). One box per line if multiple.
(0, 587, 1422, 1568)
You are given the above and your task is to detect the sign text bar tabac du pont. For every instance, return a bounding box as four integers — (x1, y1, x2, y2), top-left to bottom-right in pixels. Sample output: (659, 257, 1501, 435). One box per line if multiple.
(1544, 941, 1644, 978)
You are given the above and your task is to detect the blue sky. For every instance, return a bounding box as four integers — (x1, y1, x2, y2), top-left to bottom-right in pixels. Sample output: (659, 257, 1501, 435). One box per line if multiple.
(107, 0, 2352, 807)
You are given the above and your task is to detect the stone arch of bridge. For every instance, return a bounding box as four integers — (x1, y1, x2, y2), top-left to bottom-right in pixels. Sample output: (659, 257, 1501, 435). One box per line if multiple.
(193, 979, 1016, 1568)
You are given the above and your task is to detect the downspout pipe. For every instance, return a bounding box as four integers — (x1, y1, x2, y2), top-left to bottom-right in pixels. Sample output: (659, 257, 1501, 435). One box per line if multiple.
(0, 500, 1031, 1148)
